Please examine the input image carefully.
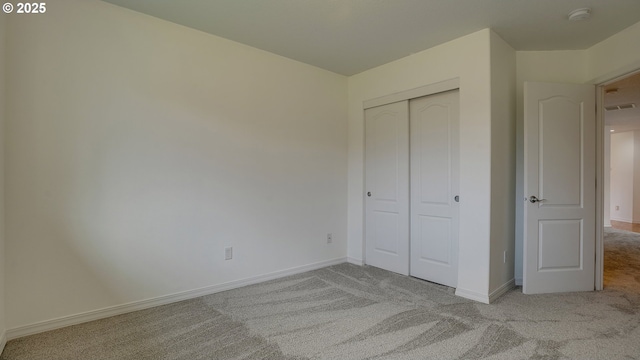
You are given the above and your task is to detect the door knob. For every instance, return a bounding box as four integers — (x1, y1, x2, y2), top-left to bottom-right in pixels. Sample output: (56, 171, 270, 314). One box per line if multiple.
(367, 192, 372, 197)
(529, 195, 546, 203)
(454, 195, 459, 202)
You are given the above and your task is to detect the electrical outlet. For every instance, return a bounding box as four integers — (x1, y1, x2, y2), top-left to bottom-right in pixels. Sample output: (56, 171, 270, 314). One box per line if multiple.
(225, 247, 233, 260)
(327, 233, 333, 244)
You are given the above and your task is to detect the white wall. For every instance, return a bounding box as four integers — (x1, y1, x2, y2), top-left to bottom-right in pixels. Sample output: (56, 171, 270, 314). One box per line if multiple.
(0, 11, 6, 352)
(348, 29, 494, 302)
(587, 21, 640, 84)
(610, 132, 634, 222)
(6, 0, 347, 330)
(489, 32, 516, 294)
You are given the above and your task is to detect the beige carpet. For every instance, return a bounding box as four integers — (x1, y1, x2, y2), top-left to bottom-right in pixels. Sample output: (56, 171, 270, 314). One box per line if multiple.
(2, 230, 640, 359)
(604, 226, 640, 293)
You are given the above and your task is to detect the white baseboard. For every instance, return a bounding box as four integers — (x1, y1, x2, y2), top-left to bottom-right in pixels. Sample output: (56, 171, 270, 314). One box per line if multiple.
(7, 257, 347, 340)
(0, 330, 6, 355)
(611, 217, 632, 223)
(347, 257, 364, 266)
(489, 279, 515, 303)
(455, 287, 490, 304)
(515, 277, 523, 286)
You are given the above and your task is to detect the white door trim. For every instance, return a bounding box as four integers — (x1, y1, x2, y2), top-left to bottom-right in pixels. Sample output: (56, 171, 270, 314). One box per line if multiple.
(595, 84, 604, 291)
(594, 68, 640, 291)
(363, 78, 460, 110)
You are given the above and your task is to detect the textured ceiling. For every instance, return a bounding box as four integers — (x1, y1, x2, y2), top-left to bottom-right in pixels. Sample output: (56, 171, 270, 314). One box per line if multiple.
(100, 0, 640, 76)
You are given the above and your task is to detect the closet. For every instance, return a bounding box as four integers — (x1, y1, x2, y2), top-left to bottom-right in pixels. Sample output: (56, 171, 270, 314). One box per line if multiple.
(364, 89, 459, 288)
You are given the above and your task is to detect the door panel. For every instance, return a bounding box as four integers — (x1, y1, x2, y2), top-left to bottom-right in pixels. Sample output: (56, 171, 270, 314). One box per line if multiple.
(524, 82, 595, 294)
(538, 220, 582, 270)
(365, 101, 409, 275)
(410, 90, 459, 287)
(539, 97, 582, 206)
(373, 211, 400, 254)
(418, 215, 451, 264)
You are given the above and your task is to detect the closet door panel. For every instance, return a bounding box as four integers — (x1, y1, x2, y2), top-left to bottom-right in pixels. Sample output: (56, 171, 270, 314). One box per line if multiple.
(410, 90, 460, 287)
(364, 101, 409, 275)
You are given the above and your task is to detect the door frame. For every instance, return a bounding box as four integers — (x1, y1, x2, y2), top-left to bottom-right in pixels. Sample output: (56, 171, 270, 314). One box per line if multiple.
(595, 81, 604, 291)
(595, 68, 640, 291)
(362, 78, 460, 266)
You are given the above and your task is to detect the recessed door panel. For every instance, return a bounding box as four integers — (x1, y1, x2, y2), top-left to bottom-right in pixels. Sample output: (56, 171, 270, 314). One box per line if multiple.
(419, 105, 451, 206)
(371, 113, 400, 201)
(538, 220, 582, 270)
(539, 97, 582, 207)
(418, 215, 451, 264)
(374, 211, 400, 255)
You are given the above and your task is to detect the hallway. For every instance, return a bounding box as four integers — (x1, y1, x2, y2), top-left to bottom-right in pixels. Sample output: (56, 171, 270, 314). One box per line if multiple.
(604, 226, 640, 292)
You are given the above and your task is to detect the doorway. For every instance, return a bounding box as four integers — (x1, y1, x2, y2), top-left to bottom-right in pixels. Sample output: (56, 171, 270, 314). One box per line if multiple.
(601, 71, 640, 292)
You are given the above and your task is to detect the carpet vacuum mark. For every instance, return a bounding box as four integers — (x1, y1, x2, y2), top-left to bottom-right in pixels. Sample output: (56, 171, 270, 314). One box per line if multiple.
(3, 229, 640, 359)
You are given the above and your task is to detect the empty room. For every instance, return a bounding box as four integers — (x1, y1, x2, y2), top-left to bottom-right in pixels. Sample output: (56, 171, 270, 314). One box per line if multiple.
(1, 0, 640, 359)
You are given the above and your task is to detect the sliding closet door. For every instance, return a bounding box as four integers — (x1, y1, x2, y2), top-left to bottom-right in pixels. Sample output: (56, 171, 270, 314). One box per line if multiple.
(364, 101, 410, 275)
(409, 90, 460, 287)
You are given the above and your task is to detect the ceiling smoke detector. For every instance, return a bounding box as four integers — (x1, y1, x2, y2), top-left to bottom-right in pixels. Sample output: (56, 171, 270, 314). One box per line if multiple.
(568, 8, 591, 21)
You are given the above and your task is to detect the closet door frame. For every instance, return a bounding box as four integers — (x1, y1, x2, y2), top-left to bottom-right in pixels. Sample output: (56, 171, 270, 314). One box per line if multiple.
(362, 78, 460, 275)
(364, 78, 460, 109)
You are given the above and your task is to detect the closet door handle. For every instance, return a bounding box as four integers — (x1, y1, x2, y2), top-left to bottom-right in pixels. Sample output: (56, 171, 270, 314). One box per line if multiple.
(454, 195, 459, 202)
(367, 192, 372, 197)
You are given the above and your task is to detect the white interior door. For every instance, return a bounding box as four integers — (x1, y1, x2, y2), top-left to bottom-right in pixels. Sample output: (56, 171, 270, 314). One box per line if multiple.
(523, 82, 595, 294)
(409, 90, 459, 287)
(365, 101, 409, 275)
